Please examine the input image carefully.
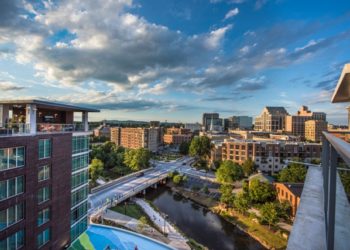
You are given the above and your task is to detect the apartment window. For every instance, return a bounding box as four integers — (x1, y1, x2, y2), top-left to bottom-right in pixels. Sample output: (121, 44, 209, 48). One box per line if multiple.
(37, 228, 50, 248)
(72, 136, 89, 154)
(0, 230, 24, 250)
(38, 165, 50, 182)
(0, 147, 25, 171)
(0, 176, 24, 201)
(72, 154, 89, 172)
(70, 217, 88, 242)
(71, 201, 88, 224)
(71, 186, 88, 207)
(71, 170, 88, 189)
(37, 208, 50, 226)
(0, 203, 24, 231)
(38, 186, 50, 204)
(39, 139, 51, 159)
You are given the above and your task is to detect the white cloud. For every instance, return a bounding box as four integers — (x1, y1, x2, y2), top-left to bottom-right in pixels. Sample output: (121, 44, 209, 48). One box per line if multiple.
(224, 8, 239, 20)
(295, 39, 319, 52)
(0, 80, 25, 91)
(205, 25, 233, 49)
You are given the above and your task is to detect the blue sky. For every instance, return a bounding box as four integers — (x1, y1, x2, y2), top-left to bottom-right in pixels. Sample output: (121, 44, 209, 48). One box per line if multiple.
(0, 0, 349, 124)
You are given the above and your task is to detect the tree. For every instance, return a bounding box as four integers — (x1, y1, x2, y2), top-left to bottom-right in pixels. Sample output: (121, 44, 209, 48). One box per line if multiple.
(234, 192, 250, 214)
(189, 136, 212, 160)
(216, 160, 243, 184)
(276, 201, 292, 221)
(242, 158, 255, 177)
(124, 148, 151, 171)
(89, 158, 104, 183)
(179, 141, 190, 155)
(173, 175, 182, 185)
(259, 202, 279, 229)
(278, 162, 307, 183)
(137, 216, 148, 232)
(219, 184, 235, 207)
(249, 179, 276, 204)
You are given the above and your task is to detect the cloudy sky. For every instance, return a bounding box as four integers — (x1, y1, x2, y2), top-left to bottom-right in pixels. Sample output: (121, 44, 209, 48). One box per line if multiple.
(0, 0, 349, 124)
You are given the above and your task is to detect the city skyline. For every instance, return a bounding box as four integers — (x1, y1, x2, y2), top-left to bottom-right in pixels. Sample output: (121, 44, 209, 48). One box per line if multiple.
(0, 0, 350, 124)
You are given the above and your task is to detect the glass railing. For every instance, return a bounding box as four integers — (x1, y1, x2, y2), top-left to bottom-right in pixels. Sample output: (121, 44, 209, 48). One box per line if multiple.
(37, 123, 84, 133)
(0, 123, 30, 136)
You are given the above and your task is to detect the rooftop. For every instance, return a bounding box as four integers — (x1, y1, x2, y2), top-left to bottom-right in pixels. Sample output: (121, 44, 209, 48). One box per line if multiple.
(332, 63, 350, 103)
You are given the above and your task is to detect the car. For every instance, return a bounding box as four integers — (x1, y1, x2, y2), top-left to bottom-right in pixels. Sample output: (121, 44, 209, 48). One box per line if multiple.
(199, 169, 207, 173)
(136, 172, 144, 177)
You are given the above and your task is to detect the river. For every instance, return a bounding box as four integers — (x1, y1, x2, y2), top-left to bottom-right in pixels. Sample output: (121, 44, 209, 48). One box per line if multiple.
(145, 187, 265, 250)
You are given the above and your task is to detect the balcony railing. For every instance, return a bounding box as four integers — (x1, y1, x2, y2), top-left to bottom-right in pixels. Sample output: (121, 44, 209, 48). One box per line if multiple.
(287, 132, 350, 250)
(0, 123, 86, 136)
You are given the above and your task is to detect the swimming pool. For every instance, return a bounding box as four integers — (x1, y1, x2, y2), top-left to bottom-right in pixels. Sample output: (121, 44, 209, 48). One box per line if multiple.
(69, 224, 175, 250)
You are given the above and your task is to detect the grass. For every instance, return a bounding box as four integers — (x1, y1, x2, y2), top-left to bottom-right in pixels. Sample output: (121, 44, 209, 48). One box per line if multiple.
(187, 238, 208, 250)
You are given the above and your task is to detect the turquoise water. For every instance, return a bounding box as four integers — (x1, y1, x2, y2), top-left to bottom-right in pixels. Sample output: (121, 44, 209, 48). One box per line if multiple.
(72, 224, 175, 250)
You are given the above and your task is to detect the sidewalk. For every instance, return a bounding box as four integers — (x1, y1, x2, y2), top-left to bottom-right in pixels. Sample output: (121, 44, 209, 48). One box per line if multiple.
(102, 209, 170, 244)
(134, 198, 191, 250)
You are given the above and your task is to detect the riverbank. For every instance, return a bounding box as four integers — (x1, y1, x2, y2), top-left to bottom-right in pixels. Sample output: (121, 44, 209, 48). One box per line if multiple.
(171, 185, 287, 250)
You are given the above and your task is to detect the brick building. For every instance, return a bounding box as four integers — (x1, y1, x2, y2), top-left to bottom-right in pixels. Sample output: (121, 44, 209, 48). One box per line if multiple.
(305, 120, 328, 142)
(254, 107, 289, 132)
(163, 127, 192, 145)
(274, 182, 303, 217)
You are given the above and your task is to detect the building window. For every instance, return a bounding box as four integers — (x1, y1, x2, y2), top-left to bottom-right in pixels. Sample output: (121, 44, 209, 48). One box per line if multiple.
(37, 208, 50, 226)
(0, 176, 24, 201)
(71, 201, 88, 225)
(71, 186, 88, 207)
(38, 165, 50, 182)
(0, 230, 24, 250)
(70, 217, 88, 242)
(39, 139, 51, 159)
(71, 170, 88, 189)
(38, 186, 50, 204)
(0, 203, 24, 231)
(72, 136, 89, 154)
(37, 228, 50, 248)
(0, 147, 25, 171)
(72, 154, 89, 172)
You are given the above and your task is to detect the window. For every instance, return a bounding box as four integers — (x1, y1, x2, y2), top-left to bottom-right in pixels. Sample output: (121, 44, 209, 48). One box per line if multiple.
(37, 208, 50, 226)
(0, 230, 24, 250)
(70, 217, 87, 242)
(38, 187, 50, 204)
(72, 154, 89, 172)
(0, 147, 25, 171)
(71, 170, 88, 189)
(71, 202, 88, 225)
(0, 203, 24, 231)
(39, 139, 51, 159)
(72, 136, 89, 154)
(37, 228, 50, 248)
(71, 186, 88, 207)
(0, 176, 24, 201)
(38, 165, 50, 182)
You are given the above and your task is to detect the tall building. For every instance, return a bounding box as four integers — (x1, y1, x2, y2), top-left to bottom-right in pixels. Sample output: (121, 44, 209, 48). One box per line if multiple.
(202, 113, 221, 131)
(163, 127, 192, 145)
(219, 139, 321, 174)
(226, 116, 253, 130)
(0, 100, 99, 249)
(184, 123, 201, 132)
(110, 127, 160, 152)
(285, 106, 326, 138)
(305, 120, 328, 142)
(254, 107, 289, 132)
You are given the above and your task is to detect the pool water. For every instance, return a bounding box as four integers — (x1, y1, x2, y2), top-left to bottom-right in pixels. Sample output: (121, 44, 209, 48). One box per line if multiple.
(70, 224, 174, 250)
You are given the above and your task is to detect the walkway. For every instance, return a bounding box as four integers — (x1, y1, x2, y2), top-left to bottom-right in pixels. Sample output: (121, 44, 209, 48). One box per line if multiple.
(134, 198, 191, 250)
(102, 209, 169, 244)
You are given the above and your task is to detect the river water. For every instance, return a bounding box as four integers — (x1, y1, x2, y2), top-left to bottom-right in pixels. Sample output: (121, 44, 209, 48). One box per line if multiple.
(145, 187, 265, 250)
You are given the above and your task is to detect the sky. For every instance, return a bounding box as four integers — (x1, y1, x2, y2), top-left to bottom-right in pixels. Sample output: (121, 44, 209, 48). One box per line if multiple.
(0, 0, 349, 124)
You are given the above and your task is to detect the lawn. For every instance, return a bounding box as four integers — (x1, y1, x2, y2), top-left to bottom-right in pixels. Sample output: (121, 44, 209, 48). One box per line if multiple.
(110, 203, 145, 220)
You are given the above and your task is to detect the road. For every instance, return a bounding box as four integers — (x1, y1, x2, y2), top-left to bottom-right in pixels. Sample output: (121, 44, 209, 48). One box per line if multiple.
(88, 156, 217, 212)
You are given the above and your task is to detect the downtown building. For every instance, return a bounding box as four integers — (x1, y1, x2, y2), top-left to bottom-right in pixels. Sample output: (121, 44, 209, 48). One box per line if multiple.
(110, 127, 161, 152)
(225, 116, 253, 130)
(163, 127, 192, 145)
(219, 139, 321, 174)
(0, 100, 99, 249)
(254, 107, 289, 132)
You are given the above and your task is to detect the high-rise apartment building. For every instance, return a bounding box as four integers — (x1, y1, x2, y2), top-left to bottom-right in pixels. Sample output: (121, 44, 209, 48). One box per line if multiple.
(0, 100, 99, 249)
(285, 106, 326, 138)
(305, 120, 328, 142)
(110, 127, 160, 152)
(184, 123, 201, 132)
(226, 116, 253, 130)
(254, 107, 289, 132)
(202, 113, 222, 131)
(163, 127, 192, 145)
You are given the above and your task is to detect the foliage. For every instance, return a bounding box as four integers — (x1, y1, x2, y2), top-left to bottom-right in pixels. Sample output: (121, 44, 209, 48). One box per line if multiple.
(168, 170, 179, 178)
(137, 216, 148, 232)
(89, 158, 104, 183)
(194, 159, 208, 170)
(249, 179, 276, 204)
(340, 170, 350, 195)
(219, 184, 235, 207)
(90, 136, 109, 143)
(278, 162, 307, 183)
(276, 201, 292, 221)
(91, 142, 125, 170)
(212, 160, 222, 169)
(124, 148, 151, 171)
(216, 160, 243, 184)
(173, 175, 183, 185)
(242, 158, 255, 177)
(234, 192, 250, 214)
(259, 202, 279, 229)
(203, 185, 209, 194)
(179, 141, 190, 155)
(189, 136, 212, 159)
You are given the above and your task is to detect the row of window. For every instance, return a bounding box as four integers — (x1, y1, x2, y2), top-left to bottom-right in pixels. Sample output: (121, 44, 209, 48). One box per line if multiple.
(71, 170, 88, 189)
(0, 147, 25, 171)
(37, 228, 50, 248)
(72, 136, 89, 154)
(0, 230, 24, 250)
(0, 176, 24, 201)
(71, 202, 88, 225)
(71, 186, 88, 208)
(70, 217, 88, 242)
(72, 154, 89, 172)
(0, 203, 24, 231)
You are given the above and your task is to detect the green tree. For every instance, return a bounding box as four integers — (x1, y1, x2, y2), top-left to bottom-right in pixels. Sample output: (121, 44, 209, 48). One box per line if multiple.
(203, 185, 209, 194)
(219, 184, 235, 207)
(242, 158, 255, 177)
(249, 179, 276, 204)
(173, 175, 182, 185)
(340, 170, 350, 195)
(89, 158, 104, 183)
(124, 148, 151, 171)
(137, 216, 148, 232)
(278, 162, 307, 182)
(276, 201, 292, 221)
(216, 160, 243, 184)
(179, 141, 190, 155)
(189, 136, 212, 159)
(259, 202, 279, 229)
(234, 192, 250, 214)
